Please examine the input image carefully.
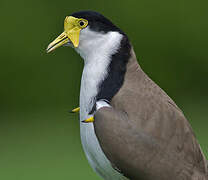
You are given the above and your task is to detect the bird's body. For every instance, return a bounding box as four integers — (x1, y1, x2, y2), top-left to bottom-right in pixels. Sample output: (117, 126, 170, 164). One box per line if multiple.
(94, 50, 208, 180)
(47, 11, 208, 180)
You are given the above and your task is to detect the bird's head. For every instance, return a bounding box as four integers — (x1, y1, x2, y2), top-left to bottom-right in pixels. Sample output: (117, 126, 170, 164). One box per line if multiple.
(46, 11, 126, 57)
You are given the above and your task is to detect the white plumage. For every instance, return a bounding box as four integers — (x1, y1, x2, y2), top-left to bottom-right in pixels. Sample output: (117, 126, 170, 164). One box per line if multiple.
(76, 27, 128, 179)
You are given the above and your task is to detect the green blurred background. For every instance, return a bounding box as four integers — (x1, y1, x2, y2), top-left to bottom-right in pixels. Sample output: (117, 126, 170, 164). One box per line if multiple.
(0, 0, 207, 179)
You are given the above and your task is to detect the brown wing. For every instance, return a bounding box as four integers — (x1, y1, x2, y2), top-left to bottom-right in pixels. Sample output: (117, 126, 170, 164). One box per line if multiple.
(93, 50, 208, 180)
(94, 105, 207, 180)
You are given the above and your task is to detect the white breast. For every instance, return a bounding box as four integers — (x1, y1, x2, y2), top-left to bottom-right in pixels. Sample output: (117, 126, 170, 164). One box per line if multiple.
(76, 29, 128, 179)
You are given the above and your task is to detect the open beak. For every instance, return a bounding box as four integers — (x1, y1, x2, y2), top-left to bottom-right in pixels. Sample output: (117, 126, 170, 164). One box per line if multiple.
(46, 16, 82, 53)
(46, 32, 69, 53)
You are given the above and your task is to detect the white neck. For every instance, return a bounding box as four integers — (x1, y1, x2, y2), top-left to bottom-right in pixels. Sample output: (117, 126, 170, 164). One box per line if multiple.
(76, 28, 128, 179)
(76, 28, 123, 120)
(76, 27, 123, 64)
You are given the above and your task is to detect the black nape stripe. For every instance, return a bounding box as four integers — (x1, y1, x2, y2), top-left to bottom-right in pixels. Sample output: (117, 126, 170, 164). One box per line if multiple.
(94, 35, 131, 111)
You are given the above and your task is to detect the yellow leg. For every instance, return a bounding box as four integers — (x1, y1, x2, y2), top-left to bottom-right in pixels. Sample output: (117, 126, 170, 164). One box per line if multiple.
(70, 107, 80, 113)
(82, 116, 94, 123)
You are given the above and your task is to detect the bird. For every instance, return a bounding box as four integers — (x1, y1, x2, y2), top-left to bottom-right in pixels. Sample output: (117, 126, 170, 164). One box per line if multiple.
(46, 11, 208, 180)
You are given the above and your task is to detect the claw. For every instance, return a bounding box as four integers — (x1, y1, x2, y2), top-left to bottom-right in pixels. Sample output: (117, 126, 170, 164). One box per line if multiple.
(82, 116, 94, 123)
(70, 107, 80, 113)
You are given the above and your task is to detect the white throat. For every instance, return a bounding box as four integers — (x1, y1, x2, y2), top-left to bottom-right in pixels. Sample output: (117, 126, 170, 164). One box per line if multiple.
(76, 27, 123, 120)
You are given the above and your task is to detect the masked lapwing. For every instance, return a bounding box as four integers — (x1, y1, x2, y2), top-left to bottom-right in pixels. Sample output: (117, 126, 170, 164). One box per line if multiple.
(47, 11, 208, 180)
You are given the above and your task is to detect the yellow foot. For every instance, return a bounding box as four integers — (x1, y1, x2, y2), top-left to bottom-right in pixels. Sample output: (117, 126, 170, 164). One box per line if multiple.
(70, 107, 80, 113)
(82, 116, 94, 123)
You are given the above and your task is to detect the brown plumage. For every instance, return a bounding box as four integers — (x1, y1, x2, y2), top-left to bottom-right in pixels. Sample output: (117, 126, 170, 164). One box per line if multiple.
(94, 49, 208, 180)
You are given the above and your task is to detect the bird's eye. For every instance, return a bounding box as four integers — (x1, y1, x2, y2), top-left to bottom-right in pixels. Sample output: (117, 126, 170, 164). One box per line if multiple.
(78, 19, 88, 28)
(79, 21, 85, 26)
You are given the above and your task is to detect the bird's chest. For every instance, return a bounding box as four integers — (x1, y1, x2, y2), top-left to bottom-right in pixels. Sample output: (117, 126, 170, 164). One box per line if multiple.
(80, 71, 97, 120)
(79, 63, 104, 155)
(79, 66, 107, 174)
(79, 60, 107, 120)
(79, 65, 127, 179)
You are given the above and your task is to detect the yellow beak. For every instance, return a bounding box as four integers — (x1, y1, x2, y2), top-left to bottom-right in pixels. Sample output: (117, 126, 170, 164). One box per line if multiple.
(46, 16, 83, 53)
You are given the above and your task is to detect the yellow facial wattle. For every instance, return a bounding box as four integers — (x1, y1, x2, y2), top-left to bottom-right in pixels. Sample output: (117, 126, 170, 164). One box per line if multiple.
(46, 16, 88, 53)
